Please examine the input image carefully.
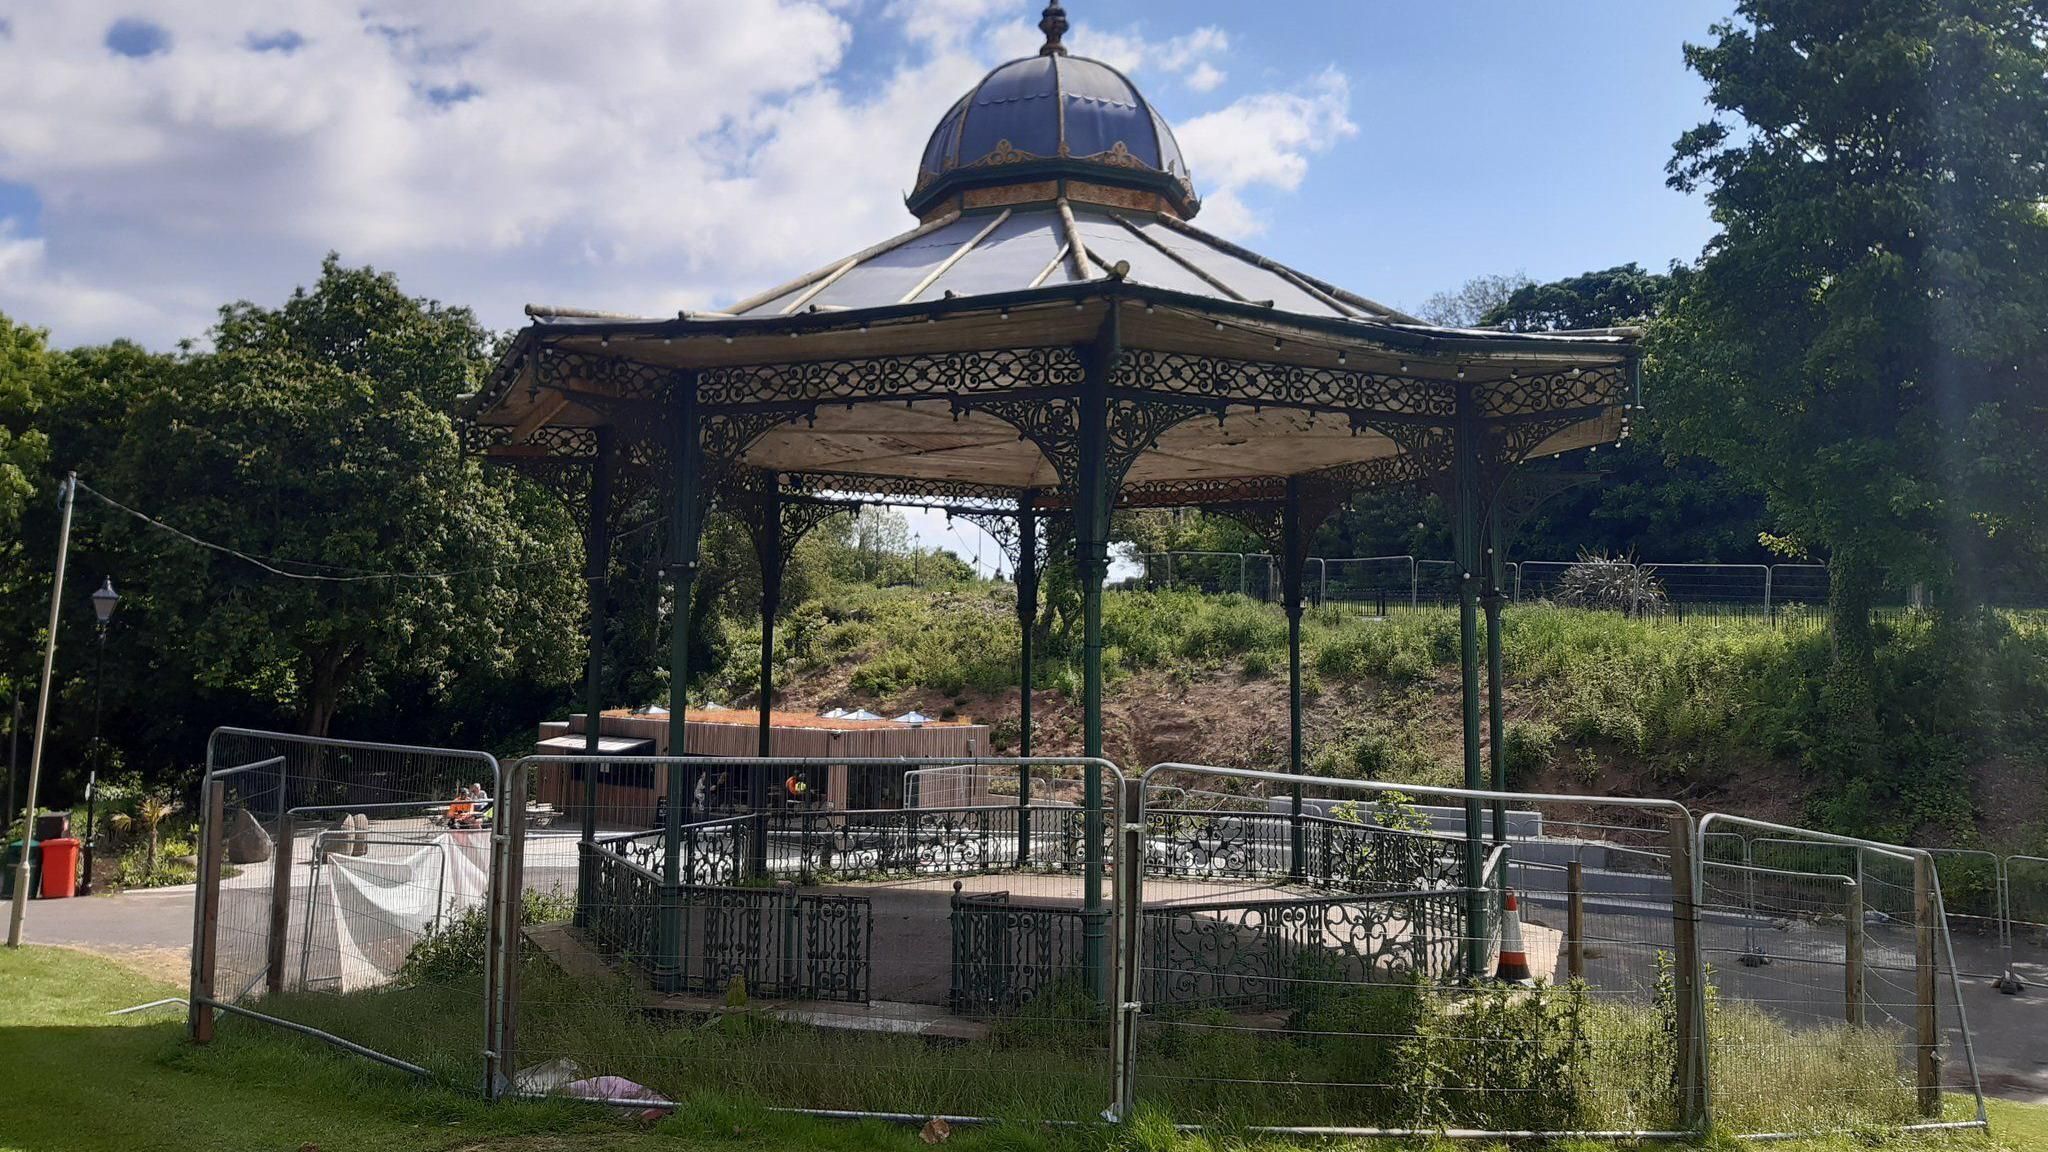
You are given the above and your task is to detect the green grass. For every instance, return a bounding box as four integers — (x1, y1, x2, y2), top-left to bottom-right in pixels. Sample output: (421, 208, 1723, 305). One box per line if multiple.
(3, 946, 2042, 1152)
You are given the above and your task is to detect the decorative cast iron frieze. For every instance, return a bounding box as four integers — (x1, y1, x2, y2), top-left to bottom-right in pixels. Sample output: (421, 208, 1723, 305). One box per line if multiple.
(534, 345, 681, 405)
(698, 347, 1085, 407)
(1475, 364, 1627, 418)
(782, 471, 1025, 513)
(1114, 348, 1457, 417)
(721, 468, 849, 574)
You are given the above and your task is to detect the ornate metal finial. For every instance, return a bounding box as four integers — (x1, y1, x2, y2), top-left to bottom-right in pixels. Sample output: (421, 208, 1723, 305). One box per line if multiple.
(1038, 2, 1069, 56)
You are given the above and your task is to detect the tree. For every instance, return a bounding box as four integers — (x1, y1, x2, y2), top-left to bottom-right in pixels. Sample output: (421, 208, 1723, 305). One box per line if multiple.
(99, 257, 585, 737)
(1413, 273, 1533, 328)
(1652, 2, 2048, 819)
(1655, 1, 2048, 649)
(1324, 265, 1772, 563)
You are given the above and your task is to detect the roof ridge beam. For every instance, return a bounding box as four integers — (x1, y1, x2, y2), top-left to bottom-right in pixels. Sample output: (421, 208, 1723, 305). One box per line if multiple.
(898, 208, 1013, 304)
(1108, 212, 1247, 302)
(1056, 199, 1096, 281)
(725, 211, 963, 315)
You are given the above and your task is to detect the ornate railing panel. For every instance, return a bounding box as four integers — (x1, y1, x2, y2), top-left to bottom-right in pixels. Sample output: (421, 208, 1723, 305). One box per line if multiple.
(699, 885, 871, 1003)
(949, 889, 1089, 1016)
(1143, 808, 1466, 894)
(601, 817, 749, 887)
(1140, 889, 1467, 1012)
(584, 843, 661, 966)
(769, 805, 1088, 882)
(1303, 817, 1467, 894)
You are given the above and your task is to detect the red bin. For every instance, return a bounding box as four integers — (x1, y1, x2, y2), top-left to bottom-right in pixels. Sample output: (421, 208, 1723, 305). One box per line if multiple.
(38, 838, 79, 899)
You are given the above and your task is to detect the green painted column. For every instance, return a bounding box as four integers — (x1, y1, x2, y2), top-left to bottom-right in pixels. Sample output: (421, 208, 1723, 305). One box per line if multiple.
(1076, 320, 1117, 1002)
(1015, 492, 1038, 867)
(750, 472, 781, 878)
(1282, 476, 1307, 879)
(659, 381, 701, 992)
(1484, 503, 1508, 847)
(574, 424, 614, 931)
(1451, 387, 1490, 979)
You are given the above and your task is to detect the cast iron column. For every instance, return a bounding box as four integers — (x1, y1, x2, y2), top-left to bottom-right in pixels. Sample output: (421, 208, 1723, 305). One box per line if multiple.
(1484, 504, 1508, 847)
(1282, 476, 1307, 879)
(659, 381, 701, 991)
(1015, 491, 1038, 866)
(575, 424, 615, 930)
(1451, 387, 1489, 978)
(1076, 320, 1117, 1001)
(750, 471, 781, 876)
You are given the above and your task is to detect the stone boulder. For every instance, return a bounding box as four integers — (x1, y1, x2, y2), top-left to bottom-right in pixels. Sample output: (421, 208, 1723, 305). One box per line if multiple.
(224, 807, 272, 865)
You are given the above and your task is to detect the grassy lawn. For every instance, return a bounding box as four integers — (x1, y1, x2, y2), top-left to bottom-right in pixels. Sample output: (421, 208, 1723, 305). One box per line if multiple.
(0, 945, 2040, 1152)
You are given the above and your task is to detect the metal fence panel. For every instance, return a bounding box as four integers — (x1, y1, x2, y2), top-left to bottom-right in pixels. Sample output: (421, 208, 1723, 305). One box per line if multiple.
(1130, 765, 1703, 1137)
(502, 754, 1126, 1124)
(190, 727, 504, 1090)
(1694, 818, 1989, 1137)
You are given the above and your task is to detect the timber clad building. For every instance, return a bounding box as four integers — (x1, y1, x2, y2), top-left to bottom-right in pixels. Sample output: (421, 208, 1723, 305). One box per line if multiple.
(534, 708, 990, 827)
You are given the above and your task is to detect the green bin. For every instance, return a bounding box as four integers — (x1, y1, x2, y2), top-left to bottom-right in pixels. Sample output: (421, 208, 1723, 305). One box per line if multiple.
(0, 839, 41, 900)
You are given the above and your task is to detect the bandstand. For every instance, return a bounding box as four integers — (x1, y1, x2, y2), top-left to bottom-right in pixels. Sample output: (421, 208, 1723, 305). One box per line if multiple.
(463, 3, 1640, 995)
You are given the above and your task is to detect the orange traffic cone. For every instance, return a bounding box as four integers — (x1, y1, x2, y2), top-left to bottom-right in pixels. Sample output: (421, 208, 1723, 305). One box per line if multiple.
(1494, 888, 1533, 983)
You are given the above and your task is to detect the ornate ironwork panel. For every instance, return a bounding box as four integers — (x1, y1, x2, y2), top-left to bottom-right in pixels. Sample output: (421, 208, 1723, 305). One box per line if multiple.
(1140, 890, 1464, 1012)
(953, 393, 1082, 485)
(698, 347, 1086, 407)
(1104, 396, 1210, 495)
(535, 344, 682, 404)
(1143, 809, 1293, 880)
(1114, 348, 1458, 416)
(948, 890, 1089, 1017)
(1302, 817, 1468, 895)
(688, 883, 870, 1003)
(1474, 365, 1627, 418)
(773, 806, 1025, 882)
(701, 886, 767, 995)
(583, 841, 661, 966)
(797, 892, 872, 1002)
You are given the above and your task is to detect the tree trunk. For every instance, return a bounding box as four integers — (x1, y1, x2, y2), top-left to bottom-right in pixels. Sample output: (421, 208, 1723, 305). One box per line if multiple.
(299, 644, 364, 737)
(1820, 546, 1883, 784)
(1828, 547, 1880, 668)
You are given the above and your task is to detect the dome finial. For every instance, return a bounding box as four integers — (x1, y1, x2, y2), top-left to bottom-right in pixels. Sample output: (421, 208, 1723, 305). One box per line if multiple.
(1038, 3, 1069, 56)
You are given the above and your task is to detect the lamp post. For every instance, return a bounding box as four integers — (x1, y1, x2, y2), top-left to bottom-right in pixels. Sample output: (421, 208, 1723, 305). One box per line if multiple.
(81, 578, 117, 896)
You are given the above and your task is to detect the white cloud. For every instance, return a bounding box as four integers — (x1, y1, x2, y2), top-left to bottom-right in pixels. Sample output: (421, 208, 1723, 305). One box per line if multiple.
(1175, 68, 1357, 238)
(1183, 61, 1226, 94)
(0, 2, 1346, 347)
(0, 223, 178, 337)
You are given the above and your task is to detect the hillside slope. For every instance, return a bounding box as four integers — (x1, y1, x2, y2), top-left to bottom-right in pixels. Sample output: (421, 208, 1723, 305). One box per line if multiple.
(706, 584, 2048, 851)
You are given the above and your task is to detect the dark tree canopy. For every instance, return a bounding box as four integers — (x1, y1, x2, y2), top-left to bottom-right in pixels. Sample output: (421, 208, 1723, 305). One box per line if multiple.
(1653, 0, 2048, 643)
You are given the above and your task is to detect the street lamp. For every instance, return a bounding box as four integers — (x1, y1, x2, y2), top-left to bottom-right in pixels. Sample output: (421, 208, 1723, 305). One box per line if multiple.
(80, 578, 117, 896)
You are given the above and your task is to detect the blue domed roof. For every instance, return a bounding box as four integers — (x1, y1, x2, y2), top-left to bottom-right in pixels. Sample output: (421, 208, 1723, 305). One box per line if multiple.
(909, 10, 1197, 219)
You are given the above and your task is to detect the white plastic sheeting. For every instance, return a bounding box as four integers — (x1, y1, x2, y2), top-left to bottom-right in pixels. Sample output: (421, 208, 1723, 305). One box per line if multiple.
(318, 831, 492, 992)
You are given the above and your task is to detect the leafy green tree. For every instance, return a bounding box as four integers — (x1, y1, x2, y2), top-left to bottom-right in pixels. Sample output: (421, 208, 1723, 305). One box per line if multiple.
(96, 257, 586, 737)
(1655, 1, 2048, 647)
(1652, 1, 2048, 820)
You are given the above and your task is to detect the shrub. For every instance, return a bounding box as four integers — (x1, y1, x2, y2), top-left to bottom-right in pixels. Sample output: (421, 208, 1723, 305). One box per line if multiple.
(1501, 720, 1559, 787)
(398, 886, 576, 984)
(1550, 550, 1667, 616)
(115, 840, 195, 888)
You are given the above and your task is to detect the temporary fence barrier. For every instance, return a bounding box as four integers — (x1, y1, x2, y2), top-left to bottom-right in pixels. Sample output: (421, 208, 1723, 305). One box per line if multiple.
(1694, 815, 1988, 1137)
(500, 753, 1129, 1124)
(188, 728, 505, 1090)
(187, 727, 2002, 1141)
(1139, 552, 2048, 624)
(1129, 765, 1707, 1138)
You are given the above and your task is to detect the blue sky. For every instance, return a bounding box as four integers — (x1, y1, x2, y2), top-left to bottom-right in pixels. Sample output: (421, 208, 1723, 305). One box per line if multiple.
(0, 0, 1733, 567)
